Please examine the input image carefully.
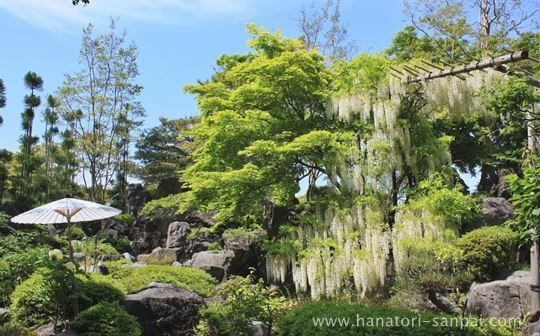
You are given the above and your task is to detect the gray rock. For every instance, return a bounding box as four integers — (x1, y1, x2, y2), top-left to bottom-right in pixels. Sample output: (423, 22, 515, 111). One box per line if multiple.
(481, 197, 513, 226)
(184, 250, 234, 281)
(122, 252, 136, 262)
(86, 261, 110, 275)
(166, 221, 191, 249)
(101, 217, 130, 243)
(122, 282, 205, 336)
(126, 183, 147, 218)
(466, 270, 533, 319)
(223, 230, 264, 251)
(131, 208, 217, 255)
(36, 321, 79, 336)
(250, 321, 267, 336)
(100, 253, 122, 262)
(172, 261, 183, 267)
(131, 209, 178, 255)
(46, 224, 59, 236)
(0, 307, 7, 323)
(223, 230, 265, 276)
(73, 252, 85, 263)
(123, 261, 147, 268)
(137, 246, 179, 264)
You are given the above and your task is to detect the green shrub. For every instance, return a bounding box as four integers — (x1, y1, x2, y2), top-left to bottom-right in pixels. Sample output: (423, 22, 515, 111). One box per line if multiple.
(112, 237, 132, 253)
(67, 226, 86, 240)
(0, 247, 49, 306)
(72, 240, 119, 257)
(207, 242, 221, 252)
(277, 303, 516, 336)
(78, 273, 126, 310)
(9, 271, 59, 327)
(0, 225, 50, 256)
(10, 267, 126, 328)
(196, 274, 292, 336)
(0, 323, 38, 336)
(507, 158, 540, 241)
(115, 213, 135, 225)
(109, 265, 216, 297)
(456, 226, 518, 281)
(70, 302, 141, 336)
(401, 177, 481, 231)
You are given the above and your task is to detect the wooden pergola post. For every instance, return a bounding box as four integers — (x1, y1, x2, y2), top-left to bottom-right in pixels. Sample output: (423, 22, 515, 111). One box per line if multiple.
(529, 101, 540, 311)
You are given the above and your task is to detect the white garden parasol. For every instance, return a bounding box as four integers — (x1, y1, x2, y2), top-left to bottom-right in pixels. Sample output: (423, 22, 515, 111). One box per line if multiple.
(11, 197, 121, 259)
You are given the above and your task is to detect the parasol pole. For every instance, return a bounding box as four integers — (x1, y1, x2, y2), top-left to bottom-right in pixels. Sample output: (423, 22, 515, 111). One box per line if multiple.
(67, 215, 73, 260)
(54, 207, 81, 262)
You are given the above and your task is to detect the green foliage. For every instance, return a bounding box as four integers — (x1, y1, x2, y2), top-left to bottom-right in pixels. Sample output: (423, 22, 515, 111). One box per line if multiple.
(207, 242, 221, 252)
(114, 213, 134, 225)
(70, 302, 141, 336)
(386, 26, 436, 62)
(401, 176, 481, 231)
(0, 324, 38, 336)
(108, 265, 216, 297)
(10, 268, 70, 328)
(507, 158, 540, 242)
(0, 247, 49, 306)
(10, 265, 126, 328)
(135, 117, 196, 198)
(72, 239, 119, 257)
(481, 78, 538, 166)
(277, 302, 516, 336)
(196, 273, 293, 336)
(67, 226, 85, 240)
(456, 226, 518, 282)
(57, 20, 144, 203)
(396, 238, 472, 300)
(77, 273, 126, 309)
(398, 225, 518, 298)
(112, 236, 132, 253)
(332, 54, 389, 94)
(147, 24, 349, 226)
(395, 225, 518, 310)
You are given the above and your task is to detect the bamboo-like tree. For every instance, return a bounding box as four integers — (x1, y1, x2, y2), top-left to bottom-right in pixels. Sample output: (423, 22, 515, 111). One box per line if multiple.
(0, 79, 6, 126)
(42, 95, 60, 200)
(19, 72, 43, 196)
(0, 79, 8, 205)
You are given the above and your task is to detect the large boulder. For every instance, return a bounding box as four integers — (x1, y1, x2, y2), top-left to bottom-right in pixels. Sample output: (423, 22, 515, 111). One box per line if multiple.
(126, 183, 147, 218)
(132, 208, 217, 256)
(465, 197, 514, 232)
(187, 230, 214, 256)
(184, 250, 234, 281)
(101, 216, 131, 243)
(466, 270, 533, 319)
(223, 229, 265, 276)
(122, 283, 205, 336)
(480, 197, 513, 226)
(166, 221, 191, 249)
(137, 246, 180, 264)
(36, 322, 79, 336)
(131, 215, 174, 255)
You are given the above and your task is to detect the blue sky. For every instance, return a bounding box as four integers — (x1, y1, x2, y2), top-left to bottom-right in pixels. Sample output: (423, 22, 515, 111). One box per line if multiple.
(0, 0, 406, 152)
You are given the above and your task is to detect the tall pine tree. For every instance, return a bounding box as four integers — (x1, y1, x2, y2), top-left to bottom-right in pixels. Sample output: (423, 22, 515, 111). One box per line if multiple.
(18, 72, 43, 202)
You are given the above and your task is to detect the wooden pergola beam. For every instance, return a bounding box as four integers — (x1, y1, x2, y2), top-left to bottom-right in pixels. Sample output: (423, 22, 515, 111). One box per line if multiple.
(404, 51, 530, 84)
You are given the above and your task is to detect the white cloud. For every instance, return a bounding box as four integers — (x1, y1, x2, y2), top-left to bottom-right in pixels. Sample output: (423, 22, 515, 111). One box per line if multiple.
(0, 0, 258, 32)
